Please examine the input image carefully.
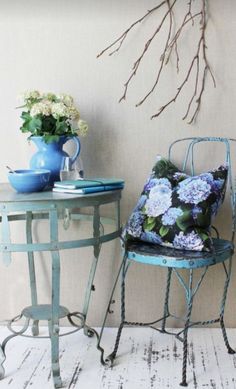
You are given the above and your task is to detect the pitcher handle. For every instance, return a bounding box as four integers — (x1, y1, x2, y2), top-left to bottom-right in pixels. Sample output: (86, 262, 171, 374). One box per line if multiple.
(64, 136, 81, 164)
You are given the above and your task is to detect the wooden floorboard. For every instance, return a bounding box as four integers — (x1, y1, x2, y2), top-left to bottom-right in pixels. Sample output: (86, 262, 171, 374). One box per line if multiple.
(0, 327, 235, 389)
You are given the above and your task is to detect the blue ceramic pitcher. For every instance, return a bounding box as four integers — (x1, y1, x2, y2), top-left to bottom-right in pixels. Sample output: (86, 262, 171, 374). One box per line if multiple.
(30, 136, 81, 184)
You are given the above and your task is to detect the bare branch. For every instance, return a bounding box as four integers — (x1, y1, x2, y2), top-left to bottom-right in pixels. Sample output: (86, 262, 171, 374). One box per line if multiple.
(97, 0, 215, 124)
(151, 50, 199, 119)
(152, 0, 215, 122)
(182, 57, 199, 120)
(119, 0, 178, 103)
(136, 0, 174, 107)
(165, 11, 202, 66)
(188, 65, 207, 124)
(97, 1, 167, 58)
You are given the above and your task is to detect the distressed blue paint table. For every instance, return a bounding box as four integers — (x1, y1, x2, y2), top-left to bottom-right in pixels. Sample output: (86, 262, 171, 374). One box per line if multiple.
(0, 183, 122, 387)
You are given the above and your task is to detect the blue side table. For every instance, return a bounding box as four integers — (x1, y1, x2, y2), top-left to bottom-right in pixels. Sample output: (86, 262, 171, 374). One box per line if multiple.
(0, 183, 122, 387)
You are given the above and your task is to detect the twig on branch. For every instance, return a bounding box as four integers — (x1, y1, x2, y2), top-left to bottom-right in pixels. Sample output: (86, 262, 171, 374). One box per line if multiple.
(136, 0, 174, 107)
(97, 0, 215, 124)
(119, 0, 178, 103)
(96, 1, 167, 58)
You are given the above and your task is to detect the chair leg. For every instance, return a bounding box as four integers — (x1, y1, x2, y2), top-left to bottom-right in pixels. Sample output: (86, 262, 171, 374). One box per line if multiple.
(161, 268, 172, 332)
(180, 297, 193, 387)
(108, 255, 128, 363)
(219, 259, 235, 354)
(220, 318, 235, 354)
(180, 270, 193, 387)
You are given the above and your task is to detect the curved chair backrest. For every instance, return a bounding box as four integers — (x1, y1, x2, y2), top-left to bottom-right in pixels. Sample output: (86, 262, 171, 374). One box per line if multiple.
(168, 137, 236, 243)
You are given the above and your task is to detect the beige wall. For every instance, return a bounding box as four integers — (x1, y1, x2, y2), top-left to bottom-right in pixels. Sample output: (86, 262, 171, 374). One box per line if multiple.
(0, 0, 235, 327)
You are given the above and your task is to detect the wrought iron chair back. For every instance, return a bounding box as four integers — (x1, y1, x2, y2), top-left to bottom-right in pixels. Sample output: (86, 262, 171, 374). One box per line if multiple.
(97, 137, 236, 387)
(168, 137, 236, 243)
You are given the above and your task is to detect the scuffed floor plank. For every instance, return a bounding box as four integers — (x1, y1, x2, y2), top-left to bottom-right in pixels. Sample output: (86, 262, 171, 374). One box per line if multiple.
(0, 327, 235, 389)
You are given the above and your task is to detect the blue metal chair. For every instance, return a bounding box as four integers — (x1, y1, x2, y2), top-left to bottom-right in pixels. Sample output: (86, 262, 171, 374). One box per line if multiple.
(97, 137, 236, 386)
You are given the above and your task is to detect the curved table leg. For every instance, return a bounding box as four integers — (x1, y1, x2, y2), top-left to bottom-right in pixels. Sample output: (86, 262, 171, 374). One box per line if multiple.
(0, 315, 30, 380)
(0, 346, 5, 380)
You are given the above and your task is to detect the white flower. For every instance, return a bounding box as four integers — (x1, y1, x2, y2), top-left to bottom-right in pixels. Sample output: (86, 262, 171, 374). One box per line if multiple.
(173, 231, 204, 251)
(42, 92, 56, 101)
(51, 102, 68, 118)
(22, 90, 40, 101)
(149, 183, 172, 199)
(144, 181, 172, 217)
(77, 119, 88, 136)
(30, 101, 51, 116)
(57, 94, 74, 107)
(68, 106, 80, 120)
(145, 194, 172, 217)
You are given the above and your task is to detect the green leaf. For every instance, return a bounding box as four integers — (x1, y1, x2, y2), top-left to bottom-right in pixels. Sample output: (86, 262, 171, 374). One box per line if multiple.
(143, 217, 156, 231)
(28, 116, 42, 133)
(20, 124, 30, 133)
(41, 116, 57, 134)
(199, 233, 209, 241)
(153, 158, 178, 179)
(176, 210, 192, 231)
(196, 211, 211, 227)
(56, 119, 68, 134)
(194, 228, 209, 241)
(159, 225, 169, 237)
(21, 111, 31, 121)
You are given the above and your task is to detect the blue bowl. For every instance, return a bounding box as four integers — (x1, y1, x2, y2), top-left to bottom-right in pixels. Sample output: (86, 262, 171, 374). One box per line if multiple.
(8, 169, 51, 193)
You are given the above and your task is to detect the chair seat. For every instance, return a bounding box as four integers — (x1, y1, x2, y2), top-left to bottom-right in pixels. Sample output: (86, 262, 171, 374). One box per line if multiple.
(126, 238, 234, 269)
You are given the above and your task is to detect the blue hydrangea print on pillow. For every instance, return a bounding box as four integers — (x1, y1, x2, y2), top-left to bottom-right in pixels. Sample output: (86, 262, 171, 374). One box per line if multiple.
(123, 157, 228, 252)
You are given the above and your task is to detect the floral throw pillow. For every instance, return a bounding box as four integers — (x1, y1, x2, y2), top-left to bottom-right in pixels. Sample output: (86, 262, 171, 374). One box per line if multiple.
(123, 157, 228, 252)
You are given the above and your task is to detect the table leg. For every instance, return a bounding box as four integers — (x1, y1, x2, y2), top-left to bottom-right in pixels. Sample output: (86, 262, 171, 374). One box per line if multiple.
(82, 205, 100, 336)
(26, 212, 39, 336)
(49, 250, 62, 388)
(49, 208, 62, 388)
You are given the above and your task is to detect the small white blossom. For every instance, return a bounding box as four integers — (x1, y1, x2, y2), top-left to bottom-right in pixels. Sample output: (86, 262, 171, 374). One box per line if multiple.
(22, 90, 40, 101)
(68, 106, 80, 120)
(57, 94, 74, 107)
(42, 92, 56, 101)
(51, 102, 68, 118)
(19, 90, 88, 138)
(77, 119, 88, 136)
(30, 101, 51, 116)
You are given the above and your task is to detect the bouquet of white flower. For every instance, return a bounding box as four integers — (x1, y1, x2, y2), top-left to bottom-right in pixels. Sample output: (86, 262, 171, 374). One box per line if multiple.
(19, 90, 88, 143)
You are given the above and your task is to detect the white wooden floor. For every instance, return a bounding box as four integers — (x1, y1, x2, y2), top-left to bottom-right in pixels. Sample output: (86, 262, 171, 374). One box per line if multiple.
(0, 326, 235, 389)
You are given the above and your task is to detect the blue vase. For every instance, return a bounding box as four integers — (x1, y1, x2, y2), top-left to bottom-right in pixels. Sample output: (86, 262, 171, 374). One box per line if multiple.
(30, 136, 81, 184)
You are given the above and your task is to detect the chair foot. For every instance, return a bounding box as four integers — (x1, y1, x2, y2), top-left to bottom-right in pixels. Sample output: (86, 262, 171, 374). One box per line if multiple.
(52, 372, 62, 388)
(180, 381, 188, 387)
(51, 361, 62, 388)
(160, 328, 167, 334)
(111, 323, 124, 360)
(105, 351, 116, 367)
(220, 318, 235, 354)
(83, 326, 94, 338)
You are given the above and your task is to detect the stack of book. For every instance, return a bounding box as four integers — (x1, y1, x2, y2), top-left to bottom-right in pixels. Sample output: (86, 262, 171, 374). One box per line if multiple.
(52, 178, 124, 194)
